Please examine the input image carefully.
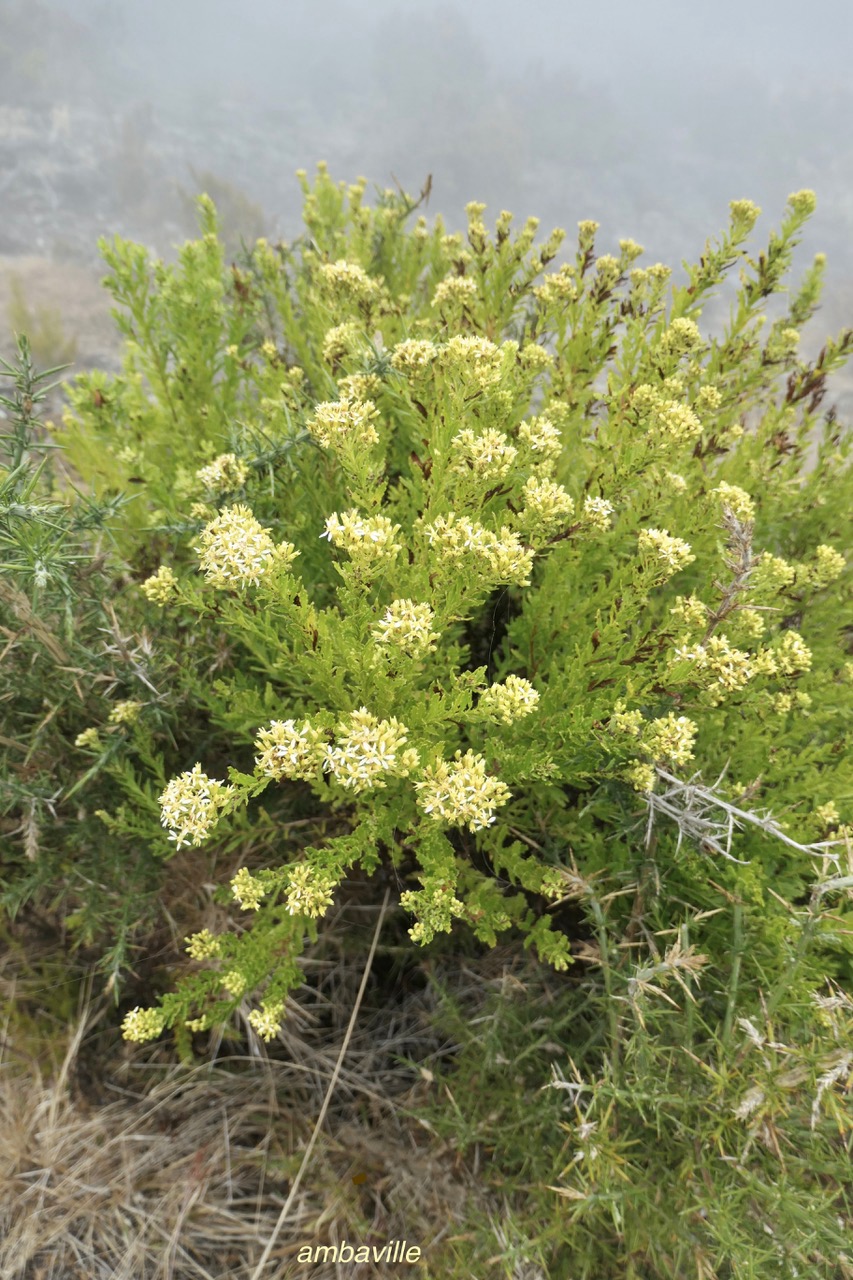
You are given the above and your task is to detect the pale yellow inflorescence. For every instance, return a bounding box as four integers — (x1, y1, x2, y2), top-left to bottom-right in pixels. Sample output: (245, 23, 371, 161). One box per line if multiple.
(810, 544, 845, 588)
(674, 634, 753, 693)
(671, 595, 708, 630)
(715, 482, 755, 523)
(323, 707, 419, 793)
(390, 338, 439, 372)
(657, 317, 703, 359)
(122, 1007, 167, 1043)
(414, 749, 511, 833)
(195, 452, 249, 496)
(231, 866, 267, 911)
(450, 427, 518, 479)
(517, 416, 562, 470)
(371, 599, 439, 656)
(159, 763, 235, 850)
(625, 762, 657, 793)
(185, 929, 221, 960)
(322, 321, 361, 364)
(644, 713, 698, 766)
(479, 674, 540, 724)
(307, 396, 380, 451)
(254, 719, 327, 781)
(285, 863, 337, 918)
(638, 528, 695, 576)
(582, 496, 614, 531)
(321, 510, 403, 565)
(439, 335, 506, 387)
(775, 631, 813, 674)
(248, 1001, 285, 1042)
(197, 504, 299, 588)
(318, 259, 378, 300)
(422, 514, 534, 586)
(108, 699, 143, 726)
(520, 476, 575, 535)
(140, 564, 179, 605)
(632, 385, 703, 444)
(433, 275, 477, 308)
(74, 727, 102, 750)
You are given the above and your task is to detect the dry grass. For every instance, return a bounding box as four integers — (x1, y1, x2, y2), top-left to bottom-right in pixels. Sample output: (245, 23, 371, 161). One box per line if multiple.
(0, 905, 494, 1280)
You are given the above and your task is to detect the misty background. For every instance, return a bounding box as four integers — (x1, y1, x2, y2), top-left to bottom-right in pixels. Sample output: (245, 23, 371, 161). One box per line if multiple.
(1, 0, 852, 401)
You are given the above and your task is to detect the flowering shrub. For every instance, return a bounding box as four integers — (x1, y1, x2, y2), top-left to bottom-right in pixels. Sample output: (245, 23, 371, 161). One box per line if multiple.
(6, 168, 852, 1273)
(48, 170, 852, 1053)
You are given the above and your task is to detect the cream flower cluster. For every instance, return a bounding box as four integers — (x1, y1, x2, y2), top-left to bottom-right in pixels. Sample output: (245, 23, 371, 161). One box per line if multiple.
(185, 929, 221, 959)
(108, 699, 143, 726)
(74, 726, 102, 750)
(657, 317, 703, 358)
(520, 476, 574, 535)
(673, 635, 753, 693)
(517, 416, 562, 470)
(609, 700, 644, 736)
(433, 275, 477, 308)
(533, 262, 578, 305)
(322, 321, 361, 364)
(197, 504, 299, 588)
(390, 338, 438, 372)
(248, 1001, 285, 1042)
(159, 763, 235, 850)
(479, 674, 540, 724)
(121, 1007, 167, 1043)
(140, 564, 178, 605)
(414, 749, 511, 832)
(714, 482, 755, 522)
(643, 713, 698, 765)
(440, 335, 507, 387)
(671, 595, 708, 630)
(254, 718, 327, 781)
(231, 866, 267, 911)
(307, 396, 380, 451)
(195, 452, 249, 496)
(321, 509, 403, 565)
(318, 259, 378, 300)
(371, 599, 439, 656)
(632, 385, 703, 444)
(775, 630, 813, 674)
(323, 707, 419, 793)
(450, 427, 518, 479)
(810, 544, 845, 588)
(638, 528, 695, 576)
(422, 514, 535, 586)
(625, 762, 657, 793)
(752, 553, 796, 593)
(285, 863, 337, 918)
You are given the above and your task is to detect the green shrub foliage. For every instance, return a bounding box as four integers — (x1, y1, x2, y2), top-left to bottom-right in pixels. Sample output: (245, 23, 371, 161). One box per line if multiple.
(4, 168, 852, 1276)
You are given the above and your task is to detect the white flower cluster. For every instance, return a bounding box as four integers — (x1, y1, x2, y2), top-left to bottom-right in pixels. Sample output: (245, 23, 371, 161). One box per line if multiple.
(638, 528, 695, 576)
(254, 718, 327, 781)
(810, 544, 845, 588)
(159, 763, 235, 850)
(656, 317, 703, 359)
(321, 509, 403, 565)
(439, 335, 507, 388)
(450, 427, 518, 479)
(323, 707, 419, 793)
(479, 674, 540, 724)
(197, 504, 299, 588)
(673, 634, 754, 693)
(108, 699, 143, 726)
(196, 452, 249, 496)
(414, 749, 511, 832)
(322, 321, 361, 364)
(422, 514, 534, 586)
(581, 495, 614, 531)
(371, 599, 439, 656)
(307, 396, 379, 451)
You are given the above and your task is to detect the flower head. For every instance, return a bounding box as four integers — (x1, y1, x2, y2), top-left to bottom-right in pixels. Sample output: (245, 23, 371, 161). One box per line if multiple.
(197, 504, 298, 588)
(159, 763, 235, 850)
(414, 749, 511, 832)
(638, 528, 695, 576)
(324, 707, 418, 793)
(321, 509, 403, 565)
(307, 396, 380, 451)
(254, 718, 327, 781)
(371, 599, 439, 656)
(479, 674, 540, 724)
(196, 452, 249, 496)
(141, 564, 179, 605)
(285, 863, 337, 918)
